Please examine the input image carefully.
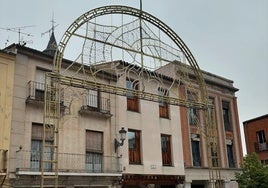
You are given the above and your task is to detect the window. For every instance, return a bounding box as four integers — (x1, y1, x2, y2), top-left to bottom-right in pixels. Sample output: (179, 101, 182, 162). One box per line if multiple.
(126, 79, 139, 112)
(257, 130, 266, 143)
(81, 89, 110, 114)
(227, 144, 235, 167)
(30, 140, 42, 171)
(35, 68, 46, 84)
(222, 101, 231, 131)
(191, 140, 201, 166)
(261, 159, 268, 165)
(31, 124, 53, 171)
(86, 130, 103, 172)
(256, 130, 267, 151)
(128, 130, 141, 164)
(34, 69, 47, 100)
(158, 88, 169, 118)
(87, 89, 99, 109)
(187, 91, 199, 125)
(161, 134, 172, 166)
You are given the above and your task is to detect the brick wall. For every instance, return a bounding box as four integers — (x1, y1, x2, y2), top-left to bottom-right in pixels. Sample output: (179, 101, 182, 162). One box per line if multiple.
(243, 115, 268, 161)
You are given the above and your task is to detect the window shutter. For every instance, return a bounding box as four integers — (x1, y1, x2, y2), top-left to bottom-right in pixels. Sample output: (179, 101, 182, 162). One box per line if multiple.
(32, 123, 54, 141)
(86, 131, 103, 153)
(87, 89, 98, 108)
(135, 131, 140, 151)
(35, 69, 46, 83)
(128, 130, 141, 164)
(32, 124, 43, 140)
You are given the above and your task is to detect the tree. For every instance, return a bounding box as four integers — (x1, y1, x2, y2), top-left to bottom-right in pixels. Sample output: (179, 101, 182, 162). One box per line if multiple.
(235, 152, 268, 188)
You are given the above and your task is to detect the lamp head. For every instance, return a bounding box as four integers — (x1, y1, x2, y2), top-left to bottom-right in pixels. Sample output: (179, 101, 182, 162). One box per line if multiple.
(115, 127, 127, 153)
(119, 127, 127, 141)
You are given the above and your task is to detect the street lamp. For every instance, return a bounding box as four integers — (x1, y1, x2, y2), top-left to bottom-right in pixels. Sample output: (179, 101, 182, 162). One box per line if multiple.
(114, 127, 127, 152)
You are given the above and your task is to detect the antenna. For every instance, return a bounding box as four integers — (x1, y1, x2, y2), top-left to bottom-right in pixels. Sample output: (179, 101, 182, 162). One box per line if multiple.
(0, 25, 35, 45)
(41, 13, 59, 37)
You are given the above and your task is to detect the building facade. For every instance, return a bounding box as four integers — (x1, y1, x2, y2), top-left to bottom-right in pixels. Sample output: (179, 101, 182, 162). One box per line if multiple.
(243, 114, 268, 164)
(0, 43, 242, 188)
(157, 62, 243, 188)
(0, 51, 15, 187)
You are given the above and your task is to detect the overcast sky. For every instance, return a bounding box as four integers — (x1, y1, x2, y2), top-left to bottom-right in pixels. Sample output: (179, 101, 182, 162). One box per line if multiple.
(1, 0, 267, 154)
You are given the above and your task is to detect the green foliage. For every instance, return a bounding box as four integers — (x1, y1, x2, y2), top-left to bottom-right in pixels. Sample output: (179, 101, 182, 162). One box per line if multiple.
(235, 153, 268, 188)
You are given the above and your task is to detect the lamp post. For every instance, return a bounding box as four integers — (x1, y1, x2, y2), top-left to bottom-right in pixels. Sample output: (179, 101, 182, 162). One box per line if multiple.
(114, 127, 127, 152)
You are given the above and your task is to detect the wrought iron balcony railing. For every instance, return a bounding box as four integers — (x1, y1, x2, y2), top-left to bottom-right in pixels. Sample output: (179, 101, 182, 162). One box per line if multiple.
(255, 142, 268, 152)
(26, 81, 45, 102)
(16, 150, 121, 174)
(80, 93, 111, 116)
(26, 81, 64, 105)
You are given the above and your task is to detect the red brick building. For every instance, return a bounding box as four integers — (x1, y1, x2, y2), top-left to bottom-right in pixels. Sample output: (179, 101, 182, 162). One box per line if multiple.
(243, 114, 268, 164)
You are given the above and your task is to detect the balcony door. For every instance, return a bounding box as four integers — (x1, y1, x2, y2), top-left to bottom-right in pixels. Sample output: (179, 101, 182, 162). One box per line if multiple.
(31, 124, 53, 171)
(30, 140, 53, 171)
(34, 69, 46, 100)
(126, 79, 139, 112)
(158, 88, 169, 118)
(128, 130, 141, 164)
(161, 134, 172, 166)
(85, 130, 103, 172)
(87, 89, 99, 109)
(191, 140, 201, 166)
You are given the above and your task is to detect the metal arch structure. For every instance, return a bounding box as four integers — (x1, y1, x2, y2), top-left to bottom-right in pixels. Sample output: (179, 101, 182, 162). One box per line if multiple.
(42, 5, 221, 188)
(54, 5, 207, 102)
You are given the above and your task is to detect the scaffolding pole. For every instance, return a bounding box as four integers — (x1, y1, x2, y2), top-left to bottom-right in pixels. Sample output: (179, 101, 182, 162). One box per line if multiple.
(41, 74, 60, 188)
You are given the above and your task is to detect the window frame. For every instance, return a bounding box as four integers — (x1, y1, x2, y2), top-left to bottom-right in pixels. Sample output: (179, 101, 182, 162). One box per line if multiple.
(128, 129, 141, 164)
(85, 130, 103, 172)
(158, 88, 169, 119)
(31, 123, 53, 171)
(222, 101, 232, 131)
(35, 68, 47, 84)
(126, 79, 140, 112)
(34, 68, 47, 100)
(191, 140, 201, 167)
(257, 130, 266, 143)
(161, 134, 172, 166)
(226, 144, 235, 168)
(86, 89, 100, 109)
(187, 91, 199, 126)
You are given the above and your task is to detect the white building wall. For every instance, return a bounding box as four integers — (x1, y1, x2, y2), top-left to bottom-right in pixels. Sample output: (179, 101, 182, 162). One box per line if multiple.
(117, 74, 185, 176)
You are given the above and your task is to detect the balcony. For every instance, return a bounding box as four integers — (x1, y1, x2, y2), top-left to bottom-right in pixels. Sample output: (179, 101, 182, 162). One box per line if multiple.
(16, 150, 121, 174)
(26, 81, 64, 107)
(79, 93, 112, 118)
(26, 81, 45, 102)
(255, 142, 268, 152)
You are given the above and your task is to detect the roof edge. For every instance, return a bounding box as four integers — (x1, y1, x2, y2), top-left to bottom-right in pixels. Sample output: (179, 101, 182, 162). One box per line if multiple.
(243, 114, 268, 124)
